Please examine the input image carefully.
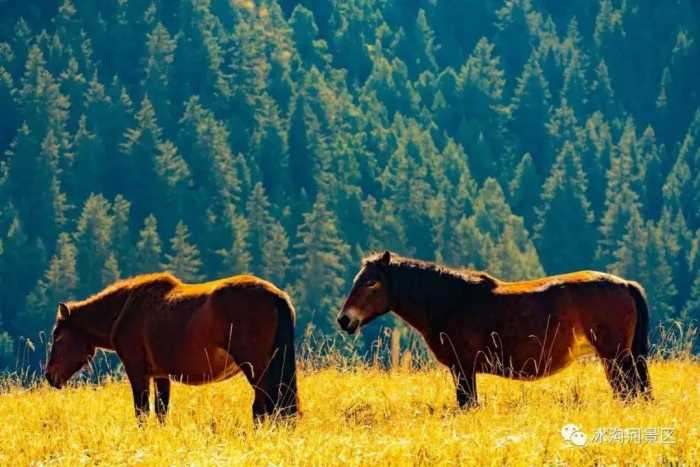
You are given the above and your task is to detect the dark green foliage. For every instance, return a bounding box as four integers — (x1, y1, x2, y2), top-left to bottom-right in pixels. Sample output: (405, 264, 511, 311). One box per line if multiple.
(535, 142, 596, 273)
(1, 0, 699, 365)
(162, 221, 202, 282)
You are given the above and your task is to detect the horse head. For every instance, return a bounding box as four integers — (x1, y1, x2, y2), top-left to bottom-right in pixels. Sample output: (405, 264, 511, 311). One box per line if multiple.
(45, 303, 96, 388)
(337, 250, 393, 334)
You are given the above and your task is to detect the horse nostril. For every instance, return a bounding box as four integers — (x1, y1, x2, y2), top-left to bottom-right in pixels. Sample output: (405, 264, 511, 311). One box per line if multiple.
(338, 314, 350, 329)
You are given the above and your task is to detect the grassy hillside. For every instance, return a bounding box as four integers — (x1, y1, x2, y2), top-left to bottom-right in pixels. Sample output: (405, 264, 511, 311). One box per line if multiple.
(1, 359, 697, 465)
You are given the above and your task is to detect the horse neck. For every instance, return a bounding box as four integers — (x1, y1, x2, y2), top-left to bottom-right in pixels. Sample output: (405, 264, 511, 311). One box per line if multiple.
(386, 265, 430, 333)
(70, 288, 130, 349)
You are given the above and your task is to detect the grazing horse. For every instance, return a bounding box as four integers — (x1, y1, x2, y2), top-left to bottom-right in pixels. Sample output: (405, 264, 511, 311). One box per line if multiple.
(337, 251, 652, 407)
(45, 272, 299, 424)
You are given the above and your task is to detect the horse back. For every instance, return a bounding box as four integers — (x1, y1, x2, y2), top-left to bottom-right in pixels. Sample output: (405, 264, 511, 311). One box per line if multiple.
(441, 271, 641, 377)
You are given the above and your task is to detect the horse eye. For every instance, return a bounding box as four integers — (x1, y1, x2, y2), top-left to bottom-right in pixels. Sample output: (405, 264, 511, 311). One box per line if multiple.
(365, 280, 378, 288)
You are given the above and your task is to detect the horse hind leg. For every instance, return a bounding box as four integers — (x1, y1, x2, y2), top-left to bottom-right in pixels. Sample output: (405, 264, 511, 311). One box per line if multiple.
(154, 378, 171, 424)
(235, 354, 275, 424)
(587, 328, 641, 401)
(601, 351, 639, 401)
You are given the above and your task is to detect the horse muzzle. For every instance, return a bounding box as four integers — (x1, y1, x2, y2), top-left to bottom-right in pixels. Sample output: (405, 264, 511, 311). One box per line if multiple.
(337, 313, 360, 335)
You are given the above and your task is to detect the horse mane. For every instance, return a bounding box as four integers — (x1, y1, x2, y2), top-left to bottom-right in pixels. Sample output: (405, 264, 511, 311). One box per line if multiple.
(363, 252, 499, 291)
(65, 272, 181, 316)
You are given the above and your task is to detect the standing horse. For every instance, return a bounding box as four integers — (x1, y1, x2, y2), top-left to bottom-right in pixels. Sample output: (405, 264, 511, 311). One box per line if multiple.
(337, 251, 652, 407)
(45, 272, 299, 424)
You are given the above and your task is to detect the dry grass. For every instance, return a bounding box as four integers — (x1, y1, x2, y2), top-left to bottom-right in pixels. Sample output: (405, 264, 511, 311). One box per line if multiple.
(0, 358, 698, 466)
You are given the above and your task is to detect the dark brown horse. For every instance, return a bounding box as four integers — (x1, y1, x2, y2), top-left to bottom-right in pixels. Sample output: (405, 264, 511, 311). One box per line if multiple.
(338, 251, 652, 407)
(45, 272, 299, 424)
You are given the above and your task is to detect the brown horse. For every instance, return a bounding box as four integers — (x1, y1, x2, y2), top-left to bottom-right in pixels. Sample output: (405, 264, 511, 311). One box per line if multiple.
(338, 251, 652, 407)
(45, 272, 299, 424)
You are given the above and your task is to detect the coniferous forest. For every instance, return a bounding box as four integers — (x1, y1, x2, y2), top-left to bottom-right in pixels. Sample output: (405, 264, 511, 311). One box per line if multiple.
(1, 0, 699, 369)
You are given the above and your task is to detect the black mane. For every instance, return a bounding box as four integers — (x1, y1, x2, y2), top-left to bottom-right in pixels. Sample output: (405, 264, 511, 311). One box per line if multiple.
(363, 252, 498, 290)
(363, 252, 497, 314)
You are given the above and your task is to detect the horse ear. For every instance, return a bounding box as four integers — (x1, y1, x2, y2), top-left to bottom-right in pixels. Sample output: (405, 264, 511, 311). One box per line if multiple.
(57, 302, 70, 320)
(380, 250, 391, 265)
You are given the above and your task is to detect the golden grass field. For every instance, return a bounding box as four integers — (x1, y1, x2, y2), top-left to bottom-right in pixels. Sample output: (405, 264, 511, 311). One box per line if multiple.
(1, 358, 698, 466)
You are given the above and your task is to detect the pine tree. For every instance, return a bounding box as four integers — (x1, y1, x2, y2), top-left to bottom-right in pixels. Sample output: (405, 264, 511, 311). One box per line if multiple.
(22, 233, 78, 337)
(143, 22, 176, 128)
(217, 204, 252, 276)
(580, 112, 613, 217)
(559, 20, 590, 117)
(101, 253, 120, 286)
(534, 142, 596, 273)
(495, 0, 539, 80)
(450, 178, 543, 278)
(509, 153, 540, 228)
(597, 184, 641, 269)
(597, 122, 644, 267)
(249, 99, 289, 205)
(68, 115, 104, 202)
(119, 95, 165, 223)
(162, 221, 203, 282)
(245, 183, 274, 276)
(135, 214, 162, 273)
(509, 52, 552, 173)
(177, 96, 241, 234)
(290, 5, 331, 70)
(292, 194, 350, 332)
(74, 194, 115, 295)
(288, 92, 318, 198)
(662, 110, 700, 230)
(0, 216, 46, 333)
(612, 212, 677, 322)
(590, 60, 619, 118)
(457, 38, 506, 179)
(262, 222, 290, 285)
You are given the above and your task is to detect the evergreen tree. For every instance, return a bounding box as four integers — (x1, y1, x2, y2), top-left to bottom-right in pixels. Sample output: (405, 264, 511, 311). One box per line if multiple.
(249, 99, 289, 205)
(509, 153, 540, 228)
(534, 142, 596, 273)
(262, 222, 290, 285)
(292, 194, 349, 332)
(612, 211, 677, 322)
(135, 214, 162, 273)
(217, 213, 250, 277)
(162, 221, 203, 282)
(74, 194, 115, 295)
(450, 178, 543, 279)
(22, 233, 78, 338)
(662, 110, 700, 229)
(508, 52, 552, 173)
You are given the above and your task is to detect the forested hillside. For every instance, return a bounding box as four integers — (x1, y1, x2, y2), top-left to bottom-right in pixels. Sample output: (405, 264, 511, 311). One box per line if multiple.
(1, 0, 699, 368)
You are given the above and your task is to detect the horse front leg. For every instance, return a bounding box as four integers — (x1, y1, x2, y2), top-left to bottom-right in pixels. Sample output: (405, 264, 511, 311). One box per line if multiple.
(123, 362, 151, 425)
(451, 363, 478, 409)
(154, 378, 171, 424)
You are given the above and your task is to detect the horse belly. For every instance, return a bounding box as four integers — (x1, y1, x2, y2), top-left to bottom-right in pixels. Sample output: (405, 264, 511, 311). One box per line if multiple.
(166, 347, 241, 385)
(486, 322, 581, 380)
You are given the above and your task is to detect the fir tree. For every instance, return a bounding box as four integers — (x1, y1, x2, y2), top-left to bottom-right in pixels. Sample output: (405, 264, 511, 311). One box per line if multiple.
(292, 194, 349, 332)
(534, 142, 596, 273)
(162, 221, 203, 282)
(509, 153, 540, 228)
(74, 194, 114, 295)
(217, 205, 252, 276)
(135, 214, 162, 273)
(22, 233, 78, 337)
(509, 52, 552, 173)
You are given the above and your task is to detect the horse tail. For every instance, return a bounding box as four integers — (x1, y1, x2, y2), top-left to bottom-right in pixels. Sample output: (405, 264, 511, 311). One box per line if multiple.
(628, 282, 652, 397)
(268, 294, 299, 418)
